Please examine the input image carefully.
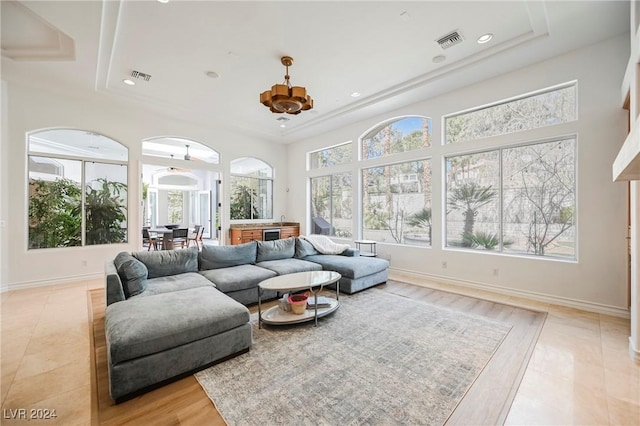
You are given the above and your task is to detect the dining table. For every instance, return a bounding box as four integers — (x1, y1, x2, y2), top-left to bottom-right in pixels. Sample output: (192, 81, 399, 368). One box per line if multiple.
(149, 227, 176, 250)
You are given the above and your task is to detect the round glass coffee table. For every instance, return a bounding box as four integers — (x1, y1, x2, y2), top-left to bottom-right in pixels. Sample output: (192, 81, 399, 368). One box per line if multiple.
(258, 270, 341, 328)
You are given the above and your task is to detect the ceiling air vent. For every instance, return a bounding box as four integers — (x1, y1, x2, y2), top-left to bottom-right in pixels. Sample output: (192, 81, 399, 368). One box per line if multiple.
(436, 31, 463, 50)
(130, 70, 152, 82)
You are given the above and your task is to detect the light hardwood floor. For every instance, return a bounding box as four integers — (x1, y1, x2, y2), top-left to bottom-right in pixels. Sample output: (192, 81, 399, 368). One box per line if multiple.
(1, 274, 638, 425)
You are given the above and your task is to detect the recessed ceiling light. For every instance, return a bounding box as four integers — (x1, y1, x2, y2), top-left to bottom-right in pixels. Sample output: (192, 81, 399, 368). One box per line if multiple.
(477, 33, 493, 44)
(351, 92, 361, 98)
(123, 79, 135, 86)
(432, 55, 446, 63)
(157, 0, 169, 3)
(205, 71, 220, 79)
(280, 124, 286, 128)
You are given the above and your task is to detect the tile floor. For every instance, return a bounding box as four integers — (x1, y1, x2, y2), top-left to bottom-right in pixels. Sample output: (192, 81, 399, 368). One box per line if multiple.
(1, 274, 638, 425)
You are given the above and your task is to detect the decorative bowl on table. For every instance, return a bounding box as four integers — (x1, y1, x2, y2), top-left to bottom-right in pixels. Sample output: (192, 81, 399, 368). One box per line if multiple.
(288, 294, 308, 315)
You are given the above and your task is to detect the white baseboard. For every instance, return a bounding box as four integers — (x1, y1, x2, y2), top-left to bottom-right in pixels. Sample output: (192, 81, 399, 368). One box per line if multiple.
(630, 338, 640, 364)
(389, 267, 630, 319)
(1, 273, 103, 293)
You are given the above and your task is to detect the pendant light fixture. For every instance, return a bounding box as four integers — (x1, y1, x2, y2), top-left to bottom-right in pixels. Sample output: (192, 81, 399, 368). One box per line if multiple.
(260, 56, 314, 115)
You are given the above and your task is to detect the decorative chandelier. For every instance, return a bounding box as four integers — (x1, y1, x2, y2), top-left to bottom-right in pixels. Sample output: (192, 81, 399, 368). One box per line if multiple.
(260, 56, 313, 115)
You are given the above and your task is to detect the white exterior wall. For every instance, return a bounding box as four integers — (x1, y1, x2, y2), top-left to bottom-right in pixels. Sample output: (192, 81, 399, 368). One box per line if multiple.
(0, 83, 288, 289)
(288, 35, 630, 315)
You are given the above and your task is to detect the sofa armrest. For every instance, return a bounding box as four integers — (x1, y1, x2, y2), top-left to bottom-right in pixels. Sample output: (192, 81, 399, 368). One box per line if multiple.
(341, 248, 360, 257)
(105, 260, 126, 306)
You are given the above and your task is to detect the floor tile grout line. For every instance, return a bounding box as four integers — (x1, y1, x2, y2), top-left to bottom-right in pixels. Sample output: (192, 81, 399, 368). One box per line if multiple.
(1, 283, 90, 408)
(1, 293, 51, 407)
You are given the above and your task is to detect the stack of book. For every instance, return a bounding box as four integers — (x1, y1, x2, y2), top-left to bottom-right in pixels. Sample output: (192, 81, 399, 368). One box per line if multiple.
(306, 296, 332, 308)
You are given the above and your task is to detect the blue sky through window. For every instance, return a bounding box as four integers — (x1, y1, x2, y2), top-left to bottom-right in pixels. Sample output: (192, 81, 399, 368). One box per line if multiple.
(392, 117, 429, 136)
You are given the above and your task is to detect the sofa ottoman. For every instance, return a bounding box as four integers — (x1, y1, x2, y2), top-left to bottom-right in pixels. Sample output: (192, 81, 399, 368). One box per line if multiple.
(105, 286, 251, 402)
(302, 254, 390, 294)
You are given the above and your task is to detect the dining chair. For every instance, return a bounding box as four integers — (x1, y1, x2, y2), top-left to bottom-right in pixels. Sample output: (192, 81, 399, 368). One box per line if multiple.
(187, 225, 204, 248)
(196, 226, 205, 246)
(157, 231, 172, 250)
(187, 225, 202, 248)
(142, 228, 157, 251)
(172, 228, 189, 249)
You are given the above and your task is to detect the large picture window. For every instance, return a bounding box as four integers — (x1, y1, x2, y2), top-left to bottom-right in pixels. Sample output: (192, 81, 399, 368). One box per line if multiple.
(28, 129, 128, 249)
(230, 157, 273, 220)
(445, 138, 576, 259)
(303, 83, 576, 263)
(362, 159, 432, 246)
(310, 173, 352, 238)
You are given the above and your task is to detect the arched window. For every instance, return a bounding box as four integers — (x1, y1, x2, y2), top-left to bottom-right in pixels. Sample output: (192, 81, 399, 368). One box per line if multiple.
(142, 137, 220, 164)
(230, 157, 273, 220)
(360, 116, 432, 246)
(28, 129, 128, 249)
(361, 116, 431, 160)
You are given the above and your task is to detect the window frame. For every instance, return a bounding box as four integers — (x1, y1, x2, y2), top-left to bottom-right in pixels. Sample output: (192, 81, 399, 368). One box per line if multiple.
(27, 129, 129, 250)
(360, 115, 432, 161)
(229, 157, 274, 221)
(443, 134, 577, 260)
(360, 156, 432, 247)
(443, 81, 577, 145)
(309, 171, 353, 238)
(308, 141, 353, 171)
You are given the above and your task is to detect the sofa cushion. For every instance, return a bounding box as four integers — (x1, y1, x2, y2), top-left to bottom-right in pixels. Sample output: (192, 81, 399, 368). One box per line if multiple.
(256, 258, 322, 275)
(130, 273, 214, 299)
(256, 238, 295, 262)
(106, 286, 249, 365)
(133, 248, 198, 279)
(199, 242, 257, 270)
(303, 255, 389, 280)
(113, 252, 148, 298)
(199, 264, 276, 293)
(294, 238, 319, 258)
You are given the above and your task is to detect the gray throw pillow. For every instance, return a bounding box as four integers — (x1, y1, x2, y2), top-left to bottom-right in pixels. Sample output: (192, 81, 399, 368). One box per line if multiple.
(257, 238, 295, 262)
(114, 252, 148, 297)
(199, 242, 257, 270)
(294, 238, 319, 258)
(133, 247, 199, 279)
(114, 251, 135, 271)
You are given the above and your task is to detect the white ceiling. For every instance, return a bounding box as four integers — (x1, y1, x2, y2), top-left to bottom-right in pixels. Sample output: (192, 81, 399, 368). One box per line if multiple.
(1, 1, 630, 144)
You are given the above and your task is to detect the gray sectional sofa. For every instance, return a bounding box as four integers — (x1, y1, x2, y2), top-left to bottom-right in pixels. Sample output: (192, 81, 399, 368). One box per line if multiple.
(104, 237, 389, 402)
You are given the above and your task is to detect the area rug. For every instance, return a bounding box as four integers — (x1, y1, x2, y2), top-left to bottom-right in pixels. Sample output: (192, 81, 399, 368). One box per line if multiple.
(195, 288, 513, 425)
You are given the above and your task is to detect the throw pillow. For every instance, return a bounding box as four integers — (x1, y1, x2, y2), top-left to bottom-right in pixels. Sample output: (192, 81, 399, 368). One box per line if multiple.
(257, 238, 295, 262)
(199, 241, 257, 270)
(114, 252, 148, 297)
(294, 237, 319, 258)
(133, 247, 199, 279)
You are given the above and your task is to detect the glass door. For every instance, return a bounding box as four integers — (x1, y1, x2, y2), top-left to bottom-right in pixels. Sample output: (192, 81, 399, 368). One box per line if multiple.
(199, 191, 212, 239)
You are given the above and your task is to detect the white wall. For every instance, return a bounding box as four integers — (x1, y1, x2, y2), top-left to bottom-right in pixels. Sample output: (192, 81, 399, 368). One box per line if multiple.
(0, 81, 8, 289)
(1, 83, 288, 289)
(287, 35, 630, 314)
